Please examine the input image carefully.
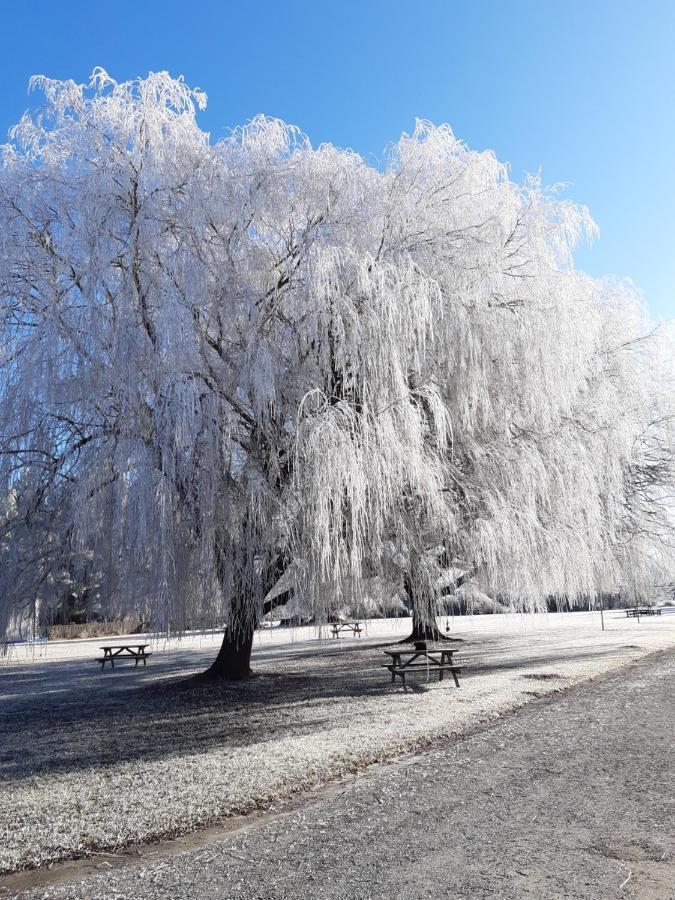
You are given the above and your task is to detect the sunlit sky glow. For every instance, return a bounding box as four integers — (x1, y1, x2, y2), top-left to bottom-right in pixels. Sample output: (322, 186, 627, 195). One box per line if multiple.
(1, 0, 673, 321)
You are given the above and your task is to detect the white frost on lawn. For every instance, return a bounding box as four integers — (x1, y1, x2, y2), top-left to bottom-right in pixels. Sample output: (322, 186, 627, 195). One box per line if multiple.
(1, 612, 674, 873)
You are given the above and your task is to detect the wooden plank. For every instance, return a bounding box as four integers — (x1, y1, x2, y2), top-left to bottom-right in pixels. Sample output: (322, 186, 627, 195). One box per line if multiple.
(382, 663, 462, 672)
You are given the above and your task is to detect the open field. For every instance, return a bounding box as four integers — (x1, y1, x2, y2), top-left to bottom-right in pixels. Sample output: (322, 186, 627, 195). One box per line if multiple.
(1, 611, 675, 877)
(13, 648, 674, 900)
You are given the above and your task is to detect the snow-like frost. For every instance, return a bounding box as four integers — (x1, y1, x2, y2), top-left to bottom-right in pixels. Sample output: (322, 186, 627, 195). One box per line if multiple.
(0, 613, 674, 873)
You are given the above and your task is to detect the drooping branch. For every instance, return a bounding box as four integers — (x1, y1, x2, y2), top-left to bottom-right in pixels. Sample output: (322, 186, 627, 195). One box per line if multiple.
(0, 69, 672, 670)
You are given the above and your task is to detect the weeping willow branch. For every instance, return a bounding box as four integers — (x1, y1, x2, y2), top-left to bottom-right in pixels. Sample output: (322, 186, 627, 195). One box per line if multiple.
(0, 70, 672, 666)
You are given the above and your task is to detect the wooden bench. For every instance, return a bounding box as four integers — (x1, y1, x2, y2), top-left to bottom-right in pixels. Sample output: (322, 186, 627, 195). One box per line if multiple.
(330, 622, 363, 637)
(97, 644, 151, 670)
(383, 645, 461, 689)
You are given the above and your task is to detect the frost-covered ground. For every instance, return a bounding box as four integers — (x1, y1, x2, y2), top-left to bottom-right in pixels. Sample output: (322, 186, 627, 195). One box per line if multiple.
(1, 611, 674, 875)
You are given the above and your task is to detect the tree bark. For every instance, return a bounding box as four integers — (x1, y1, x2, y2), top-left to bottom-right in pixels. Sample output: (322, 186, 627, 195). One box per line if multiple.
(200, 624, 255, 680)
(399, 607, 454, 643)
(398, 566, 476, 644)
(198, 579, 291, 681)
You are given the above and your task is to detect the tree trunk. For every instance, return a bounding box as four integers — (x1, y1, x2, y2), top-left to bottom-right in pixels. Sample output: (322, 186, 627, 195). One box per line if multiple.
(200, 624, 255, 680)
(398, 567, 467, 644)
(199, 588, 292, 680)
(400, 606, 453, 643)
(398, 603, 454, 643)
(198, 556, 292, 681)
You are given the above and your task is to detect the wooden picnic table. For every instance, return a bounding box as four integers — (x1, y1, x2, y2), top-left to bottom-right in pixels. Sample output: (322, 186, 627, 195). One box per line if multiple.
(330, 621, 363, 637)
(625, 607, 661, 617)
(383, 645, 461, 688)
(97, 644, 151, 670)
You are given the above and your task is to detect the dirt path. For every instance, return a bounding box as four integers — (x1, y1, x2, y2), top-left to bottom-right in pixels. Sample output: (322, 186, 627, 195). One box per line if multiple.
(12, 647, 674, 899)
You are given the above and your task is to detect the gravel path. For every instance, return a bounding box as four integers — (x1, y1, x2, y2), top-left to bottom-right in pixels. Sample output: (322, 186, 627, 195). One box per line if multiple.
(14, 648, 675, 900)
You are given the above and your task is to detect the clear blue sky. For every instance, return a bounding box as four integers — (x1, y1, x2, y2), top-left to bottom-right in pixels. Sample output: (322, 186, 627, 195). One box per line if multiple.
(1, 0, 673, 321)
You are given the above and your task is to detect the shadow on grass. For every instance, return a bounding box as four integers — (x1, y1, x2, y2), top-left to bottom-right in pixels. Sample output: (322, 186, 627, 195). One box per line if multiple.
(0, 639, 629, 783)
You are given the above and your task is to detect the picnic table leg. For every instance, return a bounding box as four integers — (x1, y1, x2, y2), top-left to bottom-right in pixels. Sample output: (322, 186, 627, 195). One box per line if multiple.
(452, 670, 460, 688)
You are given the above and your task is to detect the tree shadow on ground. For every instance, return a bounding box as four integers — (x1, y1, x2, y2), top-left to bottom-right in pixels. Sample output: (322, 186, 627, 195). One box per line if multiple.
(0, 639, 629, 784)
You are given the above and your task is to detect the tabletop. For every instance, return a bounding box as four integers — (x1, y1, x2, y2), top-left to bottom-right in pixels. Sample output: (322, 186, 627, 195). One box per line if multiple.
(100, 644, 150, 650)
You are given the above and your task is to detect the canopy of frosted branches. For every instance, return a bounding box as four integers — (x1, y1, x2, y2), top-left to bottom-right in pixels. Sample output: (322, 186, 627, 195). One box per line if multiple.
(0, 70, 672, 635)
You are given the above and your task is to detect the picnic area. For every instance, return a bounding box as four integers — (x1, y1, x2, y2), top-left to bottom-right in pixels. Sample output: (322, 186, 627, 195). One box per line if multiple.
(1, 610, 674, 877)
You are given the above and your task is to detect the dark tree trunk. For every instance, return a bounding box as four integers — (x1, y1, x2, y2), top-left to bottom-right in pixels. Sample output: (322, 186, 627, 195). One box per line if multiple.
(398, 566, 477, 644)
(200, 588, 292, 680)
(399, 607, 453, 643)
(197, 559, 292, 681)
(200, 624, 255, 680)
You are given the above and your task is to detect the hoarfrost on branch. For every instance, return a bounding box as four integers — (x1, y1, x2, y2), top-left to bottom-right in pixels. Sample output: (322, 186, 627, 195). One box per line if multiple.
(0, 70, 672, 643)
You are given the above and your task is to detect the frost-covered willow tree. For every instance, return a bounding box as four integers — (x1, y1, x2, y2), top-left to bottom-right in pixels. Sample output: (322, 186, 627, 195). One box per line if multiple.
(0, 71, 672, 676)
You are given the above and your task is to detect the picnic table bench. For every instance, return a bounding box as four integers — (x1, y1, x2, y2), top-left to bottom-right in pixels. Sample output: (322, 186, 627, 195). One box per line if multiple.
(97, 644, 151, 670)
(384, 645, 462, 688)
(625, 607, 661, 617)
(330, 621, 363, 637)
(383, 644, 461, 689)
